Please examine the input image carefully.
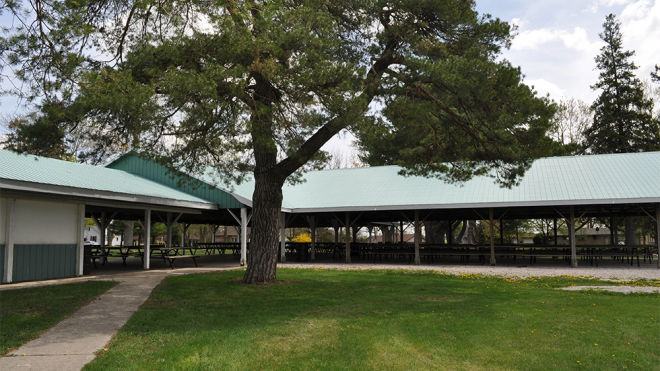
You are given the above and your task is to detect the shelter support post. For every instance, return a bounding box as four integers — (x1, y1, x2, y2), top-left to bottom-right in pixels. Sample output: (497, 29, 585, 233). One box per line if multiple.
(570, 206, 577, 268)
(307, 216, 317, 261)
(553, 218, 558, 246)
(656, 204, 660, 268)
(144, 209, 151, 270)
(76, 204, 85, 276)
(100, 212, 106, 251)
(368, 223, 373, 243)
(489, 208, 496, 265)
(3, 198, 15, 283)
(280, 213, 286, 263)
(240, 208, 247, 266)
(414, 210, 421, 265)
(166, 212, 172, 249)
(400, 221, 404, 243)
(448, 219, 453, 245)
(345, 212, 351, 264)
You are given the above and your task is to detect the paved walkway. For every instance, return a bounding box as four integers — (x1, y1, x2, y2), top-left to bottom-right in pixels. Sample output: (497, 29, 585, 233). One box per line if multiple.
(0, 261, 242, 371)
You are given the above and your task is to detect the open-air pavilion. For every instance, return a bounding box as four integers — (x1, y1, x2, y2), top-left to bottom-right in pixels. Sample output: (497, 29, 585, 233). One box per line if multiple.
(2, 149, 659, 283)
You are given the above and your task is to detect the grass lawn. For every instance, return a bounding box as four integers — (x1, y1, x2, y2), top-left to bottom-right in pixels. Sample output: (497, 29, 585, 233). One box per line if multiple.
(85, 269, 658, 371)
(0, 280, 117, 355)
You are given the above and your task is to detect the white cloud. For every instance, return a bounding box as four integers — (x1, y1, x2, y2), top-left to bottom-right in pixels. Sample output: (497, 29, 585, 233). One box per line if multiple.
(523, 78, 565, 100)
(584, 0, 632, 13)
(511, 27, 599, 53)
(619, 1, 660, 77)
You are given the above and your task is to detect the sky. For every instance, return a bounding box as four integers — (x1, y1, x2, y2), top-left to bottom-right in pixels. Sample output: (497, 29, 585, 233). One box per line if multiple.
(1, 1, 658, 156)
(324, 0, 660, 155)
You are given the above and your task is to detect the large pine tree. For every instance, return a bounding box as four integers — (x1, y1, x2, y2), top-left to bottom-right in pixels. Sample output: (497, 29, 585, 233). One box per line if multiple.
(584, 14, 659, 153)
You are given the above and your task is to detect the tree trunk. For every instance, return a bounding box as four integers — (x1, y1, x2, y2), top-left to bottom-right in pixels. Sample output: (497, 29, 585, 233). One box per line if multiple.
(424, 221, 448, 244)
(243, 171, 284, 284)
(455, 220, 468, 243)
(123, 221, 134, 247)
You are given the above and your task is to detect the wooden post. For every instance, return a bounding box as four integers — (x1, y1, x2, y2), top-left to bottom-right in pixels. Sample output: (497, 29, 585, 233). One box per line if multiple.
(311, 225, 316, 261)
(308, 216, 317, 261)
(240, 207, 247, 266)
(180, 223, 185, 248)
(656, 204, 659, 269)
(280, 213, 286, 263)
(166, 212, 172, 250)
(499, 220, 504, 246)
(100, 211, 106, 250)
(3, 198, 15, 283)
(400, 221, 404, 244)
(570, 206, 577, 268)
(76, 203, 85, 276)
(345, 212, 351, 264)
(144, 209, 151, 270)
(448, 219, 453, 244)
(489, 208, 496, 265)
(414, 210, 421, 265)
(553, 218, 558, 246)
(368, 223, 373, 243)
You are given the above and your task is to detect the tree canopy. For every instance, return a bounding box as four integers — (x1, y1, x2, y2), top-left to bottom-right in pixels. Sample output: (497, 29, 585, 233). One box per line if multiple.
(2, 0, 555, 283)
(583, 14, 659, 154)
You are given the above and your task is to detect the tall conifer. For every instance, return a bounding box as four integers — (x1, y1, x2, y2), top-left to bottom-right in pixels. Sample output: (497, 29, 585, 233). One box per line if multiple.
(584, 14, 658, 153)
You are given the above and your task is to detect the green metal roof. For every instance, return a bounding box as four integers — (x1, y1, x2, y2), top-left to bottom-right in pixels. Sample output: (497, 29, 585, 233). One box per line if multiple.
(107, 153, 247, 209)
(223, 152, 660, 212)
(0, 150, 215, 208)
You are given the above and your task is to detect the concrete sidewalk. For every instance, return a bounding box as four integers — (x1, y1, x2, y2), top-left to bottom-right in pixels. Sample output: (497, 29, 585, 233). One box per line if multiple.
(0, 262, 243, 371)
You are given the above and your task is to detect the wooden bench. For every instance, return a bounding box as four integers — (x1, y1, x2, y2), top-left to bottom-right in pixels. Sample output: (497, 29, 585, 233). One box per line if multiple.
(161, 254, 199, 269)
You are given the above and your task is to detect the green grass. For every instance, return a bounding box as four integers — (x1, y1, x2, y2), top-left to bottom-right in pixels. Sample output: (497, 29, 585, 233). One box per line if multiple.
(0, 281, 117, 355)
(85, 269, 658, 371)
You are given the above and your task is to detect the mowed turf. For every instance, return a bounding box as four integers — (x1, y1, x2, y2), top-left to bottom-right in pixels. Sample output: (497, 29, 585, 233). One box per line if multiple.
(0, 281, 118, 355)
(85, 269, 658, 371)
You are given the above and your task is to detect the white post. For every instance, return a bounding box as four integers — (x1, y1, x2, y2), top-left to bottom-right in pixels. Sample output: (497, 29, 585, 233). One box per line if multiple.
(76, 204, 85, 276)
(4, 198, 16, 283)
(280, 213, 287, 263)
(240, 207, 247, 266)
(180, 223, 185, 248)
(166, 212, 172, 250)
(100, 211, 106, 250)
(306, 216, 317, 261)
(345, 212, 351, 264)
(655, 204, 660, 268)
(570, 206, 577, 268)
(489, 208, 496, 265)
(414, 210, 421, 265)
(311, 224, 316, 261)
(144, 209, 151, 270)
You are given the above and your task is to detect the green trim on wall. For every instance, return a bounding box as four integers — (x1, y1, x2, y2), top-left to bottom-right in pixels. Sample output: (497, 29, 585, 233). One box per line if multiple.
(0, 245, 4, 283)
(108, 154, 245, 209)
(12, 244, 76, 282)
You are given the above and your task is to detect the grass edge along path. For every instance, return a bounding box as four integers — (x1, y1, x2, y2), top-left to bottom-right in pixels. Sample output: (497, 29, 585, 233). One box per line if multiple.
(0, 280, 118, 356)
(86, 269, 658, 371)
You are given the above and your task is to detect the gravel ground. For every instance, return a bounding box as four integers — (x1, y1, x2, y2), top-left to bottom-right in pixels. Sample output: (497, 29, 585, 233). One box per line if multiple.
(559, 286, 659, 294)
(279, 262, 660, 281)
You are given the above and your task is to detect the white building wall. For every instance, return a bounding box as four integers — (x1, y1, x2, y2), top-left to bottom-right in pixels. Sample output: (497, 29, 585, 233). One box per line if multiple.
(0, 197, 6, 243)
(13, 199, 78, 245)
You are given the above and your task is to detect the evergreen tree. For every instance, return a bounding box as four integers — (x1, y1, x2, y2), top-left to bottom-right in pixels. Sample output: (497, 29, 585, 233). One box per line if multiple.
(584, 14, 659, 153)
(2, 0, 554, 283)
